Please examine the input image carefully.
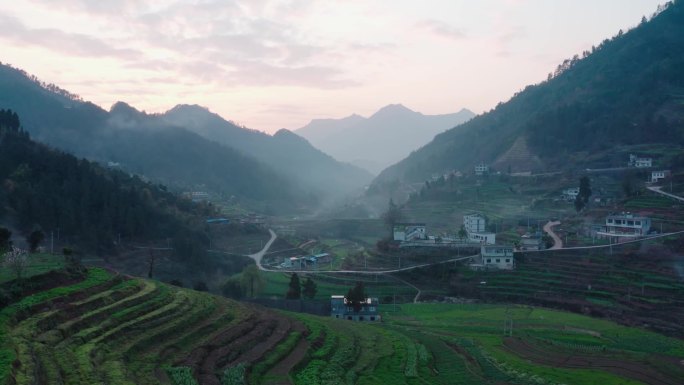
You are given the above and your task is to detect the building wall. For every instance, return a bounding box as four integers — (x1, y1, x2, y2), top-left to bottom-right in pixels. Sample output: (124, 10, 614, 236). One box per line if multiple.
(464, 215, 486, 233)
(482, 255, 514, 270)
(468, 232, 496, 245)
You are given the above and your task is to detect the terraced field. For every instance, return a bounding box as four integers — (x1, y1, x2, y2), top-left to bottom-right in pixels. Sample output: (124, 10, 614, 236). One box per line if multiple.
(0, 268, 304, 385)
(448, 247, 684, 337)
(4, 267, 684, 385)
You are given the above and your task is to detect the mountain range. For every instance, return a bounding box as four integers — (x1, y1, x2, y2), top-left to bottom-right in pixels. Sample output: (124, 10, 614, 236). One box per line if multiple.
(372, 1, 684, 188)
(0, 64, 372, 212)
(295, 105, 475, 174)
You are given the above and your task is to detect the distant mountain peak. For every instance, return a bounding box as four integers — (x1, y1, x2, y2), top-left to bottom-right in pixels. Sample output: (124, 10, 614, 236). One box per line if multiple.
(168, 104, 210, 114)
(110, 101, 138, 114)
(371, 103, 416, 118)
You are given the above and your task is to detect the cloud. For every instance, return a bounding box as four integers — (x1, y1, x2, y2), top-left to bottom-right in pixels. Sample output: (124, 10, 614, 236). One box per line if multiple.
(416, 19, 467, 40)
(0, 14, 141, 59)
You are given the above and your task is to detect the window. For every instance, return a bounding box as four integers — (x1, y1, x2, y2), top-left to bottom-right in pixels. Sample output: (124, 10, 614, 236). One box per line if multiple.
(505, 259, 510, 263)
(370, 316, 376, 321)
(335, 315, 339, 318)
(486, 259, 491, 263)
(627, 220, 634, 226)
(359, 316, 364, 321)
(369, 307, 376, 311)
(635, 221, 641, 226)
(495, 259, 500, 263)
(347, 316, 352, 320)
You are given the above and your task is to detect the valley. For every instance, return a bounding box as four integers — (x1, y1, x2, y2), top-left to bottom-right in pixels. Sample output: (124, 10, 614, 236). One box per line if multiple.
(2, 1, 684, 384)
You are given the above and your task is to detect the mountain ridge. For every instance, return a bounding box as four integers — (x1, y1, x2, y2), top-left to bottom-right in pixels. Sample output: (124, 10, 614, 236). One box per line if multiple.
(295, 105, 475, 174)
(372, 1, 684, 188)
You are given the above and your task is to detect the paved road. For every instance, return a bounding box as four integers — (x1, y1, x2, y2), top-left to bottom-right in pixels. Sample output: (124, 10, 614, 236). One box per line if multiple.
(647, 186, 684, 202)
(247, 229, 476, 275)
(247, 229, 278, 271)
(543, 221, 563, 249)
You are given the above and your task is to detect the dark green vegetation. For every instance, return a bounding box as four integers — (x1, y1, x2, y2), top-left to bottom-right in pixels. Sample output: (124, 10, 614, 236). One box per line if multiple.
(3, 267, 684, 385)
(374, 1, 684, 186)
(0, 65, 370, 213)
(0, 111, 259, 286)
(0, 111, 208, 255)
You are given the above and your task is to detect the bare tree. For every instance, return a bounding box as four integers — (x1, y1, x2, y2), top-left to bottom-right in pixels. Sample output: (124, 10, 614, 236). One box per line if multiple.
(4, 246, 29, 280)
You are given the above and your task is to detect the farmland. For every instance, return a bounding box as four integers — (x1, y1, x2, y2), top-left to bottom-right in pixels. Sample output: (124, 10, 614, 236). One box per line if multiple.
(3, 265, 684, 384)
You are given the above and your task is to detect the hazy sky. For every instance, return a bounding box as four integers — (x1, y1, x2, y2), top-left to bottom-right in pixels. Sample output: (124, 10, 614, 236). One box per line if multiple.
(0, 0, 665, 133)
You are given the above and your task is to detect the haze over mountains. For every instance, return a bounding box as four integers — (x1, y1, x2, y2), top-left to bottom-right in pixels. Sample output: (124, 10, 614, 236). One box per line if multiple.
(295, 105, 475, 174)
(0, 63, 372, 212)
(372, 1, 684, 189)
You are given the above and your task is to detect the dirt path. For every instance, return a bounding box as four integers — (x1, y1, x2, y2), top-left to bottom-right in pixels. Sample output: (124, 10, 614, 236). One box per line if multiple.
(543, 221, 562, 249)
(647, 185, 684, 202)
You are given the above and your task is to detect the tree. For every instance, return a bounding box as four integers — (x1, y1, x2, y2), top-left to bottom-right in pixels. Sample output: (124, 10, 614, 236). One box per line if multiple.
(574, 176, 592, 212)
(0, 227, 11, 252)
(222, 277, 244, 299)
(286, 273, 301, 299)
(3, 246, 28, 280)
(302, 277, 318, 299)
(241, 264, 262, 298)
(345, 281, 367, 312)
(193, 281, 209, 292)
(458, 225, 467, 240)
(26, 229, 44, 253)
(382, 199, 403, 236)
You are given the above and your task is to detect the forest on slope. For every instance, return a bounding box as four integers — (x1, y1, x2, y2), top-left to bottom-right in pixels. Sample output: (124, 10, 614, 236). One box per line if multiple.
(0, 109, 213, 265)
(374, 0, 684, 185)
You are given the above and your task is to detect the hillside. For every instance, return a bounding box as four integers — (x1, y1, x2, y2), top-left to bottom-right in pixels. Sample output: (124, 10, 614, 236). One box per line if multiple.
(296, 105, 475, 174)
(0, 110, 231, 275)
(373, 2, 684, 185)
(3, 266, 684, 385)
(0, 64, 331, 212)
(162, 105, 373, 199)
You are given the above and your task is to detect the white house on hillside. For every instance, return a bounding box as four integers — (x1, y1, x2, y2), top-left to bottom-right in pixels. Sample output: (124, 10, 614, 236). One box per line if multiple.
(628, 154, 652, 168)
(597, 212, 651, 239)
(463, 214, 486, 233)
(480, 245, 514, 270)
(393, 223, 427, 242)
(562, 187, 580, 202)
(463, 214, 496, 244)
(475, 163, 489, 176)
(651, 170, 671, 183)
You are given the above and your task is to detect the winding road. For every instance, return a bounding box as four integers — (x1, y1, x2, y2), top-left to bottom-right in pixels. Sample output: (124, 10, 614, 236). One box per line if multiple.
(248, 229, 278, 271)
(542, 220, 563, 249)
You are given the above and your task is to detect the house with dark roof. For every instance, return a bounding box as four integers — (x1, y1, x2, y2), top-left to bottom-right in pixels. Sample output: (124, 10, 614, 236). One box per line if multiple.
(330, 295, 381, 322)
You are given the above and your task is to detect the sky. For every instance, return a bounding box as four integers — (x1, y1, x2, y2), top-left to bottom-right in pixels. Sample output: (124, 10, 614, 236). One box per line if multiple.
(0, 0, 667, 133)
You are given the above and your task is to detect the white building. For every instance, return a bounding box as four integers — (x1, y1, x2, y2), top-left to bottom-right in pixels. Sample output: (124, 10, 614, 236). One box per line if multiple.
(651, 170, 671, 183)
(480, 245, 515, 270)
(562, 187, 580, 201)
(475, 163, 489, 176)
(393, 223, 427, 242)
(520, 233, 543, 251)
(463, 214, 496, 244)
(597, 213, 651, 238)
(463, 214, 486, 233)
(628, 154, 652, 168)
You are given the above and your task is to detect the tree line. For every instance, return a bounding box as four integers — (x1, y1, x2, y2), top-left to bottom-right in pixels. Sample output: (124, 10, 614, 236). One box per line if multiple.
(0, 109, 213, 267)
